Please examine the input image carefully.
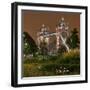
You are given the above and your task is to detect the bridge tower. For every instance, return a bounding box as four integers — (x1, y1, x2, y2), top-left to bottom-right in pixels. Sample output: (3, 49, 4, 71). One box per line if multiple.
(56, 17, 69, 51)
(37, 24, 50, 51)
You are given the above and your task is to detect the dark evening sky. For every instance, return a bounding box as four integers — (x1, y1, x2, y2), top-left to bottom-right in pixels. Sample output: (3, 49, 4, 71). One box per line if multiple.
(22, 10, 80, 41)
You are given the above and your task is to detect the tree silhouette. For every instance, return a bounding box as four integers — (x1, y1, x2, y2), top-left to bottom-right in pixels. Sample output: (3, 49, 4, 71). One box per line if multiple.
(67, 28, 79, 49)
(23, 32, 38, 56)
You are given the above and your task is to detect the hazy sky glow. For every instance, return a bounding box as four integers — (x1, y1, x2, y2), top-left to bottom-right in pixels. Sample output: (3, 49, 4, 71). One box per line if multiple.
(22, 10, 80, 41)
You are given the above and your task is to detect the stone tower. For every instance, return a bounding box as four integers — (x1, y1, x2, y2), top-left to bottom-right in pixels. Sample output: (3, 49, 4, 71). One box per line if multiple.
(56, 17, 70, 52)
(37, 24, 50, 51)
